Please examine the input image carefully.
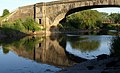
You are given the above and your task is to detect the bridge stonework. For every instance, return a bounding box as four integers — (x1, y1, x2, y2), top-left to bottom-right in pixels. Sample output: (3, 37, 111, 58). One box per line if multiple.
(7, 0, 120, 30)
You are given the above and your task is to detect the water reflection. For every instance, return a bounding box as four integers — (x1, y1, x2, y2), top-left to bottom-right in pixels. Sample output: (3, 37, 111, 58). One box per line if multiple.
(0, 35, 75, 67)
(66, 35, 113, 59)
(68, 36, 99, 52)
(2, 47, 9, 54)
(110, 36, 120, 58)
(0, 31, 119, 73)
(0, 34, 77, 73)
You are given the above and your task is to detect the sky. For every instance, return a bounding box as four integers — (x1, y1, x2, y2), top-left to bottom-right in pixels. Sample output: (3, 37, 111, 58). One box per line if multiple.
(0, 0, 57, 16)
(92, 7, 120, 14)
(0, 0, 120, 16)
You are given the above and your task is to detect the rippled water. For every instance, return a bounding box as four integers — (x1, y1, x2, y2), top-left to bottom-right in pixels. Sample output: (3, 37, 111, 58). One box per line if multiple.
(0, 30, 119, 73)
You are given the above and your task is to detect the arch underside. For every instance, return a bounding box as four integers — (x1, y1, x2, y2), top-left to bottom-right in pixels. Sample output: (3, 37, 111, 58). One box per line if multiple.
(57, 5, 120, 24)
(48, 4, 120, 31)
(65, 5, 120, 17)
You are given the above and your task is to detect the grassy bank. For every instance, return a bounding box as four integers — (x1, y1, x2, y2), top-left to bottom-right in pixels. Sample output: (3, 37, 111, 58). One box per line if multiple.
(0, 13, 11, 22)
(1, 18, 45, 34)
(0, 17, 45, 40)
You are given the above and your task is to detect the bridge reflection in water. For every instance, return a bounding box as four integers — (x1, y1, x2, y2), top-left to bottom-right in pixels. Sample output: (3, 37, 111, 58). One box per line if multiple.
(0, 34, 77, 68)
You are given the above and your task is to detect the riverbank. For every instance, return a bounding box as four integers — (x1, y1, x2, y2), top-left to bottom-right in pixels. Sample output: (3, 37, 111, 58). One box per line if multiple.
(57, 56, 120, 73)
(59, 29, 101, 34)
(56, 34, 120, 73)
(0, 28, 27, 38)
(0, 28, 46, 38)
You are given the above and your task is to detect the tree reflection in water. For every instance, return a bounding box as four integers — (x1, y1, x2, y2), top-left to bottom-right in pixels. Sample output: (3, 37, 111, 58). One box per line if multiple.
(2, 47, 9, 54)
(0, 35, 76, 68)
(110, 36, 120, 58)
(68, 36, 100, 52)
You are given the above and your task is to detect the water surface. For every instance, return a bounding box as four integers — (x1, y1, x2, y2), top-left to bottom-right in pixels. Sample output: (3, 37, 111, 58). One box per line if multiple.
(0, 31, 119, 73)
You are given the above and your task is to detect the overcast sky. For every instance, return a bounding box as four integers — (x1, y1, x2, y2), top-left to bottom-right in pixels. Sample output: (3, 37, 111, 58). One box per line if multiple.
(0, 0, 120, 16)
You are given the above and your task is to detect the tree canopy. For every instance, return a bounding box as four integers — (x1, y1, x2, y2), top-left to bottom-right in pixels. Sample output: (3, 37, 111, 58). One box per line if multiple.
(65, 10, 102, 29)
(60, 10, 120, 30)
(109, 13, 120, 24)
(2, 9, 10, 17)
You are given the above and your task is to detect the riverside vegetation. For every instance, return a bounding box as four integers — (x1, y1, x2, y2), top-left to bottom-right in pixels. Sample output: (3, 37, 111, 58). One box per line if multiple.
(0, 18, 43, 39)
(59, 10, 120, 31)
(0, 9, 44, 38)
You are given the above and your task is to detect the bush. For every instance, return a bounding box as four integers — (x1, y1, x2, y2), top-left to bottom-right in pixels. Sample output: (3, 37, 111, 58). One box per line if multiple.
(2, 18, 42, 33)
(22, 18, 41, 31)
(13, 19, 25, 31)
(2, 22, 14, 28)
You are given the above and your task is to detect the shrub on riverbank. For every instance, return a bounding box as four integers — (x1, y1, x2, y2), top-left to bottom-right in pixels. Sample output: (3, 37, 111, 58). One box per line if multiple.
(2, 18, 43, 33)
(102, 23, 120, 30)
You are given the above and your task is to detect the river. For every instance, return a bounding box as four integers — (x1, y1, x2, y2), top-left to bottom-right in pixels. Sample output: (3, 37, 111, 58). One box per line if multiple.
(0, 30, 120, 73)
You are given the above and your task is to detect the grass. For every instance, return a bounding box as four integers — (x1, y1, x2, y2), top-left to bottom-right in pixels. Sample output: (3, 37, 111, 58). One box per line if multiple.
(0, 12, 44, 34)
(1, 17, 44, 34)
(0, 13, 11, 22)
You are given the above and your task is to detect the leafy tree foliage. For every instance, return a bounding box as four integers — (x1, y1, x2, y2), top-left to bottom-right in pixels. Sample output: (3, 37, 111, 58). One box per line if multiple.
(61, 10, 120, 30)
(2, 18, 41, 32)
(66, 10, 102, 29)
(13, 19, 25, 31)
(100, 12, 110, 21)
(3, 48, 9, 54)
(23, 18, 35, 31)
(68, 36, 100, 52)
(2, 9, 10, 17)
(22, 18, 41, 31)
(109, 13, 120, 24)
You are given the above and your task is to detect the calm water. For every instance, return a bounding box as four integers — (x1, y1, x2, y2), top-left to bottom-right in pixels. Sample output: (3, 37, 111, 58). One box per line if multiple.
(0, 30, 119, 73)
(66, 35, 112, 59)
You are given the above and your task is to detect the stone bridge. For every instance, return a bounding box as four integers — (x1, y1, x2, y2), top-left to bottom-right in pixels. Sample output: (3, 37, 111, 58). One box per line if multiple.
(7, 0, 120, 30)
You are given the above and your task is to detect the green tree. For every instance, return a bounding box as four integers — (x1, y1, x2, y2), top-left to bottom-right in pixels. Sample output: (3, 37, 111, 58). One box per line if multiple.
(22, 18, 41, 31)
(100, 12, 110, 21)
(2, 48, 9, 54)
(13, 19, 25, 31)
(2, 9, 10, 17)
(109, 13, 120, 24)
(68, 36, 100, 52)
(66, 10, 102, 29)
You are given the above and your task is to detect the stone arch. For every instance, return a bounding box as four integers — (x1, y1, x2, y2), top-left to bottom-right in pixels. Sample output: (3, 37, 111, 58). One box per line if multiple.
(58, 5, 120, 24)
(49, 5, 120, 31)
(50, 13, 67, 27)
(46, 0, 120, 28)
(65, 5, 120, 17)
(47, 13, 67, 31)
